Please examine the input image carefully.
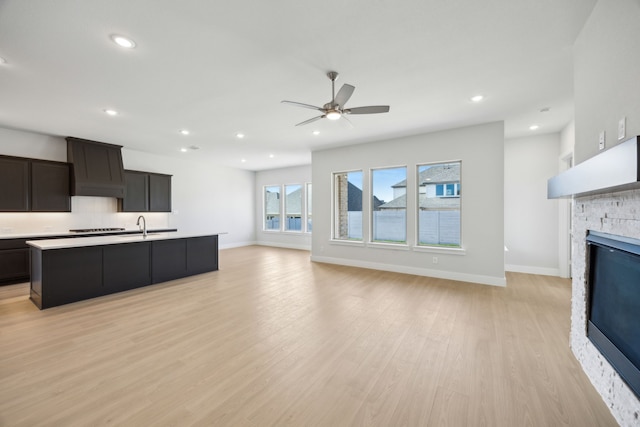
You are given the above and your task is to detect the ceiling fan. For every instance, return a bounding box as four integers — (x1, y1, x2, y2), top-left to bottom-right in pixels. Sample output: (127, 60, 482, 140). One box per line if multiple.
(281, 71, 390, 126)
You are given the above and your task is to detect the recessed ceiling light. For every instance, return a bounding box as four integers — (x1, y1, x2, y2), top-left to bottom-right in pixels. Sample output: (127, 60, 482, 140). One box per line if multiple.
(241, 158, 247, 163)
(103, 109, 118, 116)
(180, 148, 188, 153)
(529, 124, 540, 130)
(179, 129, 190, 135)
(236, 132, 245, 139)
(269, 154, 274, 158)
(470, 95, 484, 103)
(110, 34, 136, 49)
(312, 130, 320, 136)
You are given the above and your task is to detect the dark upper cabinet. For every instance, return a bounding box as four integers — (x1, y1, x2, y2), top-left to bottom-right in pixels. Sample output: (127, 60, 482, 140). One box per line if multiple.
(66, 137, 126, 198)
(0, 156, 30, 211)
(149, 173, 172, 212)
(31, 160, 71, 212)
(120, 170, 149, 212)
(118, 170, 171, 212)
(0, 155, 70, 212)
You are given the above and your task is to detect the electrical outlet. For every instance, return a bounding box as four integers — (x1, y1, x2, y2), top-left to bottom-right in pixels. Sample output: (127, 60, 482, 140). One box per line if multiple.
(618, 117, 626, 141)
(599, 131, 605, 150)
(432, 256, 438, 264)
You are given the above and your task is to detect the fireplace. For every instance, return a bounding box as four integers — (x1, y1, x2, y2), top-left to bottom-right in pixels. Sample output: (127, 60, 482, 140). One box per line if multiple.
(587, 231, 640, 399)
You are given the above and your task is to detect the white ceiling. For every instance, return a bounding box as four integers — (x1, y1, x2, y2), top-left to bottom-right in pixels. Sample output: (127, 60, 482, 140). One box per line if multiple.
(0, 0, 596, 171)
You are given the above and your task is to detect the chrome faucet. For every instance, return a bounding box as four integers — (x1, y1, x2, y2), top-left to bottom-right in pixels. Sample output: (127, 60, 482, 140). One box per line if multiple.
(136, 215, 147, 237)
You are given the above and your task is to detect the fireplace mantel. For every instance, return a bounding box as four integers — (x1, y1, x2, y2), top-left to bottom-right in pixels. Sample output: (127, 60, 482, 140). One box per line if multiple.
(548, 136, 640, 198)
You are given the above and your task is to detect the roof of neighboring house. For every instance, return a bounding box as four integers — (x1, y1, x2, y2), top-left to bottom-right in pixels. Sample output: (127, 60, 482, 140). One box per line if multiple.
(379, 193, 460, 210)
(391, 163, 460, 188)
(348, 182, 383, 211)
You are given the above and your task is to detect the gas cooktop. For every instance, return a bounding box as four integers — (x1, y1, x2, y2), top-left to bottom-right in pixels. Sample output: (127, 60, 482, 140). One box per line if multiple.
(69, 228, 126, 233)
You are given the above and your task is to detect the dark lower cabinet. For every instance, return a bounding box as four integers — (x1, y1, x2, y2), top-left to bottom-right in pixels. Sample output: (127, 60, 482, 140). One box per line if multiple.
(0, 248, 29, 282)
(30, 235, 219, 309)
(187, 236, 219, 275)
(0, 239, 30, 285)
(103, 242, 151, 293)
(39, 246, 103, 308)
(151, 239, 187, 283)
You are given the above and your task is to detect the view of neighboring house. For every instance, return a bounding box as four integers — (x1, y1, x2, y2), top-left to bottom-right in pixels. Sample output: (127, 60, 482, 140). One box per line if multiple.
(378, 162, 461, 211)
(265, 186, 304, 231)
(376, 162, 461, 246)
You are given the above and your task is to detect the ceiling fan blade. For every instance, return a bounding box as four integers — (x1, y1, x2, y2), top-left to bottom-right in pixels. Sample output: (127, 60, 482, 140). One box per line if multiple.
(345, 106, 390, 114)
(281, 100, 325, 112)
(295, 115, 325, 126)
(340, 114, 354, 129)
(333, 84, 355, 107)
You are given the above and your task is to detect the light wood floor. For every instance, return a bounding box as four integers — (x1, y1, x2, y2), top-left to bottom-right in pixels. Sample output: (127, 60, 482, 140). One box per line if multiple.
(0, 246, 616, 426)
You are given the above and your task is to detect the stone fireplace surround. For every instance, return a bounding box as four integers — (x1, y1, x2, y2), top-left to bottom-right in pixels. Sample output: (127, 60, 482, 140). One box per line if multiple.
(572, 189, 640, 425)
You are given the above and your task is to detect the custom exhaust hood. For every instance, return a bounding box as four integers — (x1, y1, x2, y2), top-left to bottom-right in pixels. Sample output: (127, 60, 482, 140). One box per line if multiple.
(66, 137, 126, 198)
(548, 136, 640, 199)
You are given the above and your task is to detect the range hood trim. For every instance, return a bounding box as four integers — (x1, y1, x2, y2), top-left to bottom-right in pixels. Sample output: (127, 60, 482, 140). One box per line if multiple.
(548, 136, 640, 199)
(66, 137, 126, 198)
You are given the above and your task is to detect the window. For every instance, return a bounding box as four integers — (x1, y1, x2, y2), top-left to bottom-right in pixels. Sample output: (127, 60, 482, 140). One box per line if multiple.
(306, 183, 312, 232)
(417, 161, 461, 247)
(264, 185, 280, 230)
(285, 184, 302, 231)
(333, 171, 362, 240)
(372, 167, 407, 244)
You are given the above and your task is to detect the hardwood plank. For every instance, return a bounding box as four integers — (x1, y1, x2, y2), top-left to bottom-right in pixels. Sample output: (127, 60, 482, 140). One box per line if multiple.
(0, 247, 618, 426)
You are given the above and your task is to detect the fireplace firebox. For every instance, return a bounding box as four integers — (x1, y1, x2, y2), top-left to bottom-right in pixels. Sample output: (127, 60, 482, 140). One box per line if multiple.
(587, 231, 640, 399)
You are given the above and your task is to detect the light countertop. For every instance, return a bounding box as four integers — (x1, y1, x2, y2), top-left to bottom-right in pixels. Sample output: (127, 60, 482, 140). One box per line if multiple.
(27, 232, 225, 250)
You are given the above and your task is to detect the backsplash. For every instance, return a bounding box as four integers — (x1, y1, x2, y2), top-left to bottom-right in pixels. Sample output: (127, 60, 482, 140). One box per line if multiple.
(0, 196, 171, 235)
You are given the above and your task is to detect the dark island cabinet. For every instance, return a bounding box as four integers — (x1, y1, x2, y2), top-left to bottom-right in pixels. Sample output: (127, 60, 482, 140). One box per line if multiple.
(103, 242, 152, 293)
(0, 156, 30, 211)
(30, 235, 218, 309)
(0, 155, 71, 212)
(118, 170, 171, 213)
(187, 236, 219, 275)
(31, 246, 103, 309)
(151, 239, 187, 283)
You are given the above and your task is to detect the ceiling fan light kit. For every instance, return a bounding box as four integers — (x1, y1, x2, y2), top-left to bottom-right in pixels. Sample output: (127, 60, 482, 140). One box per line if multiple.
(282, 71, 390, 126)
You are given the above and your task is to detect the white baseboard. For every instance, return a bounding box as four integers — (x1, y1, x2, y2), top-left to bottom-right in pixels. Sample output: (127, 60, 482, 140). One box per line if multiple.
(219, 241, 257, 250)
(310, 255, 506, 287)
(505, 264, 560, 277)
(256, 241, 312, 251)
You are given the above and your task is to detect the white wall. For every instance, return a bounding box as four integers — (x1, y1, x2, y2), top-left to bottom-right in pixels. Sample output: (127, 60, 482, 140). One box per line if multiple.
(311, 121, 506, 287)
(574, 0, 640, 164)
(504, 133, 560, 275)
(0, 126, 255, 249)
(572, 0, 640, 424)
(255, 164, 312, 250)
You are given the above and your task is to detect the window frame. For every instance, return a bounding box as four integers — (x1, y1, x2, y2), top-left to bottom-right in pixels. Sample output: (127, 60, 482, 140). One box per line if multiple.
(415, 160, 462, 249)
(370, 165, 408, 245)
(331, 169, 364, 242)
(263, 184, 282, 232)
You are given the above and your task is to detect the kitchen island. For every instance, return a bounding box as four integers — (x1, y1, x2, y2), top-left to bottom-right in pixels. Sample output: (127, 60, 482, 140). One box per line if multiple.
(27, 232, 221, 309)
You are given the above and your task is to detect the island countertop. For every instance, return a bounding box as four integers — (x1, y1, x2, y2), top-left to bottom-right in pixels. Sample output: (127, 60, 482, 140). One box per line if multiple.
(27, 232, 226, 250)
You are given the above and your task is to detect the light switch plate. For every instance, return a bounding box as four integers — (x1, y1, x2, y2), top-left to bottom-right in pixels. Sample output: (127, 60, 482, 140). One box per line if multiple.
(599, 131, 605, 150)
(618, 117, 626, 140)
